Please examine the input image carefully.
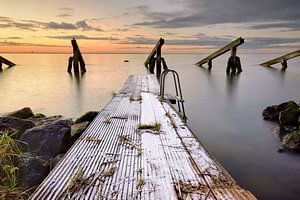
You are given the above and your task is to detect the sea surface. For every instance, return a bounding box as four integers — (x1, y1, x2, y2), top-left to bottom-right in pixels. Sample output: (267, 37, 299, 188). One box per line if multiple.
(1, 53, 300, 199)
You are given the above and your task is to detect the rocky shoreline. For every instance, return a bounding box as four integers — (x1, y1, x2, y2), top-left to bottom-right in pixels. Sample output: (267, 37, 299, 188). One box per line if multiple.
(0, 107, 98, 199)
(262, 101, 300, 151)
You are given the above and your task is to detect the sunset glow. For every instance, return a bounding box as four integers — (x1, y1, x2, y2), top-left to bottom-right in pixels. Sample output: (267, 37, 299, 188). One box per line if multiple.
(0, 0, 300, 53)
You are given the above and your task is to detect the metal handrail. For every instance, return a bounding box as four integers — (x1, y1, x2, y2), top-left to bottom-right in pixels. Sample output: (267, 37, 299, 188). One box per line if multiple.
(160, 69, 187, 122)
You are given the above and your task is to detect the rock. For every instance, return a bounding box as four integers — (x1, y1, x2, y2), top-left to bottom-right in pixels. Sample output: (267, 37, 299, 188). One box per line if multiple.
(282, 131, 300, 150)
(34, 115, 63, 126)
(75, 111, 98, 124)
(277, 148, 286, 153)
(18, 153, 50, 188)
(279, 107, 299, 126)
(0, 117, 35, 139)
(71, 121, 89, 144)
(19, 120, 71, 159)
(262, 101, 299, 121)
(50, 153, 65, 169)
(32, 113, 46, 119)
(262, 105, 279, 120)
(7, 107, 34, 119)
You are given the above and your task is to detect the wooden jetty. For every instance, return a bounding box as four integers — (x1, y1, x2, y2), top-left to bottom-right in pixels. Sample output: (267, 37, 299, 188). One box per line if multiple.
(67, 38, 86, 74)
(0, 56, 16, 71)
(30, 74, 256, 199)
(260, 49, 300, 70)
(196, 38, 244, 73)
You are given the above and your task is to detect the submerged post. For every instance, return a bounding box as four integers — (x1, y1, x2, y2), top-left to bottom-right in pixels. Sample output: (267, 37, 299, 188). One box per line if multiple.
(144, 38, 165, 79)
(0, 56, 16, 71)
(195, 37, 244, 73)
(260, 49, 300, 70)
(68, 38, 86, 73)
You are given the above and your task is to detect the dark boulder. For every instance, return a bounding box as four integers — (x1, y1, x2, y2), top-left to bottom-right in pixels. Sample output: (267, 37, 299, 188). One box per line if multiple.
(71, 121, 89, 144)
(7, 107, 34, 119)
(279, 107, 299, 126)
(0, 117, 35, 139)
(263, 101, 299, 121)
(18, 153, 50, 188)
(282, 131, 300, 150)
(262, 105, 279, 120)
(19, 120, 71, 159)
(75, 111, 98, 124)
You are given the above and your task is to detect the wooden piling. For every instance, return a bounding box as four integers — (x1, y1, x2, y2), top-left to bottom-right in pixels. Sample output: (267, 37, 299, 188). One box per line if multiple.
(196, 37, 244, 72)
(73, 52, 79, 74)
(260, 49, 300, 70)
(68, 38, 86, 74)
(67, 56, 73, 73)
(156, 45, 162, 79)
(0, 59, 2, 71)
(0, 56, 16, 70)
(144, 38, 165, 78)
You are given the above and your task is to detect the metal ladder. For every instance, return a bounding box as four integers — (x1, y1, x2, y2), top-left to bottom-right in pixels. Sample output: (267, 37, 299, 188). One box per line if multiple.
(159, 69, 187, 122)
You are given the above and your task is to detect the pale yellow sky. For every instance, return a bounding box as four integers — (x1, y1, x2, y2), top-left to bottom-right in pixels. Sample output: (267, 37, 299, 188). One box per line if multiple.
(0, 0, 299, 53)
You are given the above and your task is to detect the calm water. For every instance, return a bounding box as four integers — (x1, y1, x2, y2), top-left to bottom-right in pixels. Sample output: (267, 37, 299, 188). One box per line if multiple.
(1, 53, 300, 199)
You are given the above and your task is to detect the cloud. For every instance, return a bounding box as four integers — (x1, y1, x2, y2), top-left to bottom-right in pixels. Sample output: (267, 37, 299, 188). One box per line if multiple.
(117, 34, 300, 49)
(48, 35, 118, 40)
(249, 21, 300, 31)
(0, 36, 22, 39)
(46, 22, 77, 29)
(75, 20, 103, 31)
(132, 0, 300, 29)
(0, 16, 103, 31)
(57, 7, 74, 18)
(0, 41, 67, 47)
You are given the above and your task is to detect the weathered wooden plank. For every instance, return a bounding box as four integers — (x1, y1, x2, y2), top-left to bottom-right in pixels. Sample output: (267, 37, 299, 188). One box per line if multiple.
(196, 37, 244, 66)
(30, 74, 256, 200)
(260, 49, 300, 67)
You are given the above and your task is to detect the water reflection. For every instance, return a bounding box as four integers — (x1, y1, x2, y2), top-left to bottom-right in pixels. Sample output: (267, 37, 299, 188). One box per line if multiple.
(226, 71, 241, 98)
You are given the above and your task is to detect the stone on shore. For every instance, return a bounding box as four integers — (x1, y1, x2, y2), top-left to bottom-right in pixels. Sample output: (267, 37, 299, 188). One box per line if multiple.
(71, 121, 89, 144)
(282, 131, 300, 150)
(75, 111, 98, 124)
(0, 117, 35, 139)
(279, 107, 299, 126)
(19, 119, 71, 159)
(18, 153, 50, 188)
(7, 107, 34, 119)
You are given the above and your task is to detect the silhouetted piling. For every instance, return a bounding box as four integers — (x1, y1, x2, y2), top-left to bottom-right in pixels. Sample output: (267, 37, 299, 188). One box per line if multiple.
(67, 38, 86, 74)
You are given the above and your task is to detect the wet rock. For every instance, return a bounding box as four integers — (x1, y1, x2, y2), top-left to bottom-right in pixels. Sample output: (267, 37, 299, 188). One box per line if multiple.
(262, 105, 279, 120)
(34, 115, 63, 126)
(32, 113, 46, 119)
(7, 107, 34, 119)
(50, 153, 65, 169)
(279, 107, 299, 126)
(282, 131, 300, 150)
(18, 153, 50, 188)
(71, 121, 89, 144)
(0, 117, 35, 139)
(75, 111, 98, 124)
(19, 120, 71, 159)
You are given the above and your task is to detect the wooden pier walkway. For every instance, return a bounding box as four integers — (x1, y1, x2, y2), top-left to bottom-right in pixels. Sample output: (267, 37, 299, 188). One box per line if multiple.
(30, 74, 256, 200)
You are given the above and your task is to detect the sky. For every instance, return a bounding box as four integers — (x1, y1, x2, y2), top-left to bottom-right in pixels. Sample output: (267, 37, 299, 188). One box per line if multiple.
(0, 0, 300, 53)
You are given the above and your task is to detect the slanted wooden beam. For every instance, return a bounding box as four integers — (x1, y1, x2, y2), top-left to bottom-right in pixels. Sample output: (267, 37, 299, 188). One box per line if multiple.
(144, 38, 164, 68)
(195, 37, 244, 67)
(0, 56, 16, 67)
(71, 38, 86, 73)
(260, 49, 300, 70)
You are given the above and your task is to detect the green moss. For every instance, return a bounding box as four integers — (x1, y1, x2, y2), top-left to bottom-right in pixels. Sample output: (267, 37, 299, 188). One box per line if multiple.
(32, 113, 46, 119)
